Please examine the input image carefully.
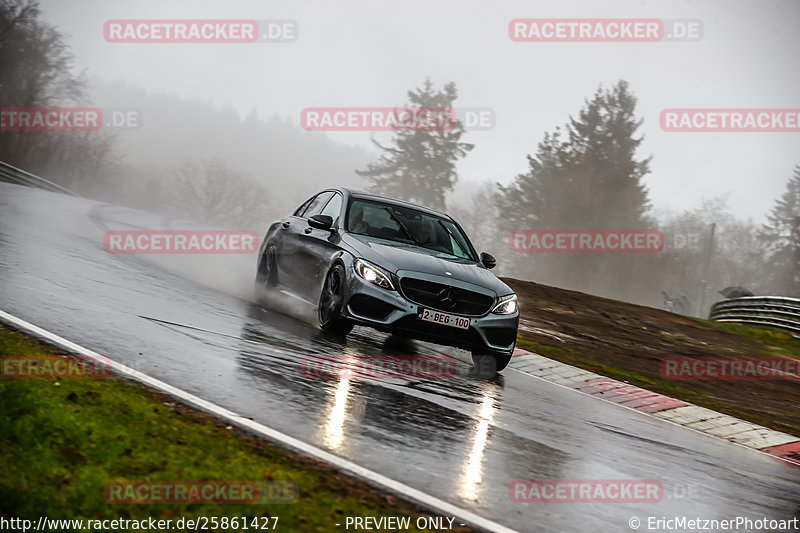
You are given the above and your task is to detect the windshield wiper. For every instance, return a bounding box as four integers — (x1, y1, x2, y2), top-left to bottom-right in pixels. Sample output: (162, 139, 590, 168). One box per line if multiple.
(384, 208, 421, 246)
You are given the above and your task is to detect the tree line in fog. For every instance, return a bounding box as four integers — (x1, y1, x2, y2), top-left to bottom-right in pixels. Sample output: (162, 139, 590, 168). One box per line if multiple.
(1, 1, 797, 313)
(359, 81, 800, 316)
(361, 77, 799, 310)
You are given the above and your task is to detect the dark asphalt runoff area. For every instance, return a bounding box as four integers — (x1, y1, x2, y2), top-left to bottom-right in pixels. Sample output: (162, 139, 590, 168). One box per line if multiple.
(1, 182, 798, 532)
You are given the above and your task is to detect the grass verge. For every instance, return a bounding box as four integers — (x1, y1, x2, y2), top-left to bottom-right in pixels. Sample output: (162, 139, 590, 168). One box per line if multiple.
(0, 325, 469, 532)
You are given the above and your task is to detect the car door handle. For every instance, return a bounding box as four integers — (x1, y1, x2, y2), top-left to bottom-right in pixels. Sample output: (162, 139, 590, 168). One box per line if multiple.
(304, 227, 313, 234)
(282, 221, 291, 228)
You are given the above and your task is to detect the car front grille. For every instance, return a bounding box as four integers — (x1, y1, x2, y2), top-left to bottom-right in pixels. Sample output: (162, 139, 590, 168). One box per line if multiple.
(399, 277, 494, 316)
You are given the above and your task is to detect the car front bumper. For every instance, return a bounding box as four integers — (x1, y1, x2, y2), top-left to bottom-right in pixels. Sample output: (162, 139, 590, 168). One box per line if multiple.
(340, 266, 519, 356)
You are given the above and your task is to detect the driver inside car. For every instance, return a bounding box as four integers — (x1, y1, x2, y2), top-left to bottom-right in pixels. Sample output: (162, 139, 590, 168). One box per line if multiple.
(409, 219, 432, 245)
(348, 205, 370, 234)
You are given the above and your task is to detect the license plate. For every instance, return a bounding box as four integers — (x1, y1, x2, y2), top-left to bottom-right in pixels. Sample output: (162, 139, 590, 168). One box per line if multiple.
(417, 307, 470, 329)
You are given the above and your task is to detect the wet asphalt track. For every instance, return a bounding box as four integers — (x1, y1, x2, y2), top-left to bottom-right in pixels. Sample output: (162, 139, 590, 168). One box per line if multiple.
(1, 182, 799, 532)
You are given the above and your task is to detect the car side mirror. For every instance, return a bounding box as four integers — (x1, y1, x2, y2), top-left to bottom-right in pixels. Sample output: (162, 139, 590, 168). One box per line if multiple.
(480, 252, 496, 269)
(308, 214, 334, 231)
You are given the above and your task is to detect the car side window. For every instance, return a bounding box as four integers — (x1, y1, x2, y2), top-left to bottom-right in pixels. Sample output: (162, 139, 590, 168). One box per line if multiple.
(293, 196, 315, 217)
(299, 192, 334, 218)
(318, 193, 343, 226)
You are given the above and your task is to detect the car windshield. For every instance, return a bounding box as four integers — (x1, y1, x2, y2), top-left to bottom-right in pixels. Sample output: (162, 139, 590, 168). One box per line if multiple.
(346, 198, 477, 261)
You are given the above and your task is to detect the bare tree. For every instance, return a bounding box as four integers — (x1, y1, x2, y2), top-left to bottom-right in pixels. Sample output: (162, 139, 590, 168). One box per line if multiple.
(0, 0, 118, 193)
(167, 158, 272, 229)
(447, 181, 501, 257)
(657, 196, 770, 310)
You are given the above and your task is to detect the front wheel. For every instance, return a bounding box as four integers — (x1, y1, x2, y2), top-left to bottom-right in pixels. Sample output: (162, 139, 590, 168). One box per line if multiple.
(471, 352, 512, 377)
(318, 264, 354, 335)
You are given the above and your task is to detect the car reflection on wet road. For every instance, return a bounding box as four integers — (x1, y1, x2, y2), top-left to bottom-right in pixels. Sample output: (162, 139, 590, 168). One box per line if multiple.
(1, 183, 799, 532)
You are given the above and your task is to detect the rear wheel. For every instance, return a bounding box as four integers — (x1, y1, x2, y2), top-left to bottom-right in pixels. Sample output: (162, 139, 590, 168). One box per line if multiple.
(318, 264, 354, 335)
(471, 352, 512, 377)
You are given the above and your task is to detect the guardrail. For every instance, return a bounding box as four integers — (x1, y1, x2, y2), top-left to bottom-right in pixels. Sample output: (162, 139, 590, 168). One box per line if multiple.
(0, 160, 78, 196)
(709, 296, 800, 335)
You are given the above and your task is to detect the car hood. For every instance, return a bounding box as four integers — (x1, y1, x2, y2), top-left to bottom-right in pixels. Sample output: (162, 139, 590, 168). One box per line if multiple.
(341, 233, 513, 296)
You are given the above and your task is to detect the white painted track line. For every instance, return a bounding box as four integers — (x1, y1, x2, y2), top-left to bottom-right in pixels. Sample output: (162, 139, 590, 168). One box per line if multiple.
(0, 309, 519, 533)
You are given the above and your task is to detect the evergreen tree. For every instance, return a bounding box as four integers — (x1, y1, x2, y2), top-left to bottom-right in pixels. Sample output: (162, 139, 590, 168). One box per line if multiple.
(760, 165, 800, 295)
(497, 81, 650, 230)
(495, 81, 653, 299)
(356, 79, 473, 211)
(565, 81, 651, 227)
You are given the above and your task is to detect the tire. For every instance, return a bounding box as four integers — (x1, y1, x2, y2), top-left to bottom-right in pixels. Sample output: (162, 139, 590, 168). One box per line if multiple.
(471, 352, 512, 377)
(255, 245, 278, 289)
(318, 264, 354, 335)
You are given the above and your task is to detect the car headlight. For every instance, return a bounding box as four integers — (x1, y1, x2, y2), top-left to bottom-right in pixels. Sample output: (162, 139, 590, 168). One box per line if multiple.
(354, 259, 395, 290)
(492, 294, 518, 314)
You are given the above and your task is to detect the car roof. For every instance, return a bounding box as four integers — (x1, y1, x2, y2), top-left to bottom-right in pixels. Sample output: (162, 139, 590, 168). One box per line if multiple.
(339, 187, 450, 218)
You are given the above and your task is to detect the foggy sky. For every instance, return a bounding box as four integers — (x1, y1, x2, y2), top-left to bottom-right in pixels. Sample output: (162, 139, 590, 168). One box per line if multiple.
(38, 0, 800, 222)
